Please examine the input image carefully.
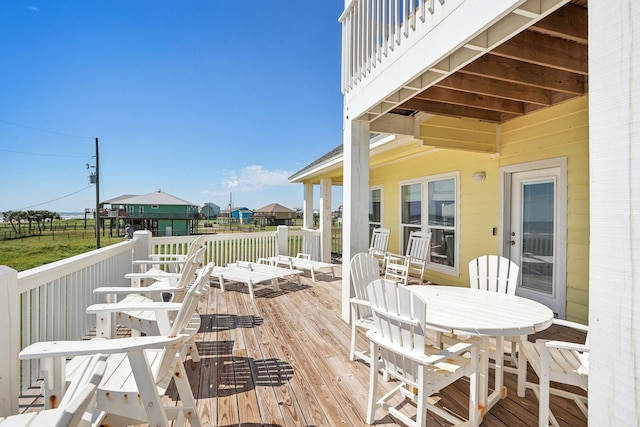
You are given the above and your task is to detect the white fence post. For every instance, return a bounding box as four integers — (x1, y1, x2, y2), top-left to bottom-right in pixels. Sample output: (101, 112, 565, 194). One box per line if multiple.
(277, 226, 289, 256)
(132, 230, 152, 261)
(0, 266, 19, 416)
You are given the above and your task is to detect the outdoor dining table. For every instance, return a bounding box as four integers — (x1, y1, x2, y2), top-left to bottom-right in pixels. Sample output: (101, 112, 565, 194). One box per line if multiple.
(410, 285, 554, 424)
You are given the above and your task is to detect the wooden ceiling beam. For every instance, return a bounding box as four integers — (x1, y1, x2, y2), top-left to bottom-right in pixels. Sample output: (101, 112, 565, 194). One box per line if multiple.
(529, 3, 588, 44)
(395, 99, 504, 123)
(460, 54, 586, 94)
(415, 86, 526, 115)
(492, 30, 588, 74)
(435, 73, 552, 106)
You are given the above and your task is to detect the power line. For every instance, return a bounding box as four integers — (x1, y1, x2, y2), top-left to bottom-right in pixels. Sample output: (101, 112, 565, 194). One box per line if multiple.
(0, 118, 93, 139)
(17, 186, 93, 210)
(0, 148, 89, 158)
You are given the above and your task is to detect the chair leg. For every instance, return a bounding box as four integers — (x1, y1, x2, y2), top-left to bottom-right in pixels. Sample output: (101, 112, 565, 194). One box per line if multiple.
(366, 341, 380, 425)
(349, 311, 357, 361)
(172, 360, 203, 427)
(468, 343, 480, 427)
(539, 344, 551, 427)
(517, 335, 527, 397)
(415, 365, 427, 427)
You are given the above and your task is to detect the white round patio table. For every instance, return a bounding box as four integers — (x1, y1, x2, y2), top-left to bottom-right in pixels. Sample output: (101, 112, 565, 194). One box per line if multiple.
(411, 285, 554, 424)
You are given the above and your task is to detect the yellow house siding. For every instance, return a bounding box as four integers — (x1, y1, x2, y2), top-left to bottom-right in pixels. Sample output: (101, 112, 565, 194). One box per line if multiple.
(369, 96, 589, 322)
(500, 96, 590, 323)
(371, 144, 502, 287)
(420, 116, 497, 152)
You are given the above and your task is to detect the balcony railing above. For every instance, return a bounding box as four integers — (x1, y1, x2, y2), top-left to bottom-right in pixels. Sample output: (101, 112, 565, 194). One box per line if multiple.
(339, 0, 570, 121)
(340, 0, 451, 94)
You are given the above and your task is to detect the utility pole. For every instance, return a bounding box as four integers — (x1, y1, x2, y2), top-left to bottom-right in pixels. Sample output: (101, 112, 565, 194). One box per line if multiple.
(229, 192, 232, 231)
(95, 138, 100, 249)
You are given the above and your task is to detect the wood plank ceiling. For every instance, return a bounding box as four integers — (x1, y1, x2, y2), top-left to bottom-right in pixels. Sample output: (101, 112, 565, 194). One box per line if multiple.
(391, 0, 588, 124)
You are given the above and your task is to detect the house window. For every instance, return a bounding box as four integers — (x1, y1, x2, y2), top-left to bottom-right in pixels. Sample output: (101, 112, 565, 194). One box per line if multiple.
(128, 206, 134, 216)
(400, 182, 422, 251)
(151, 205, 159, 209)
(400, 172, 459, 275)
(369, 187, 383, 238)
(139, 206, 144, 216)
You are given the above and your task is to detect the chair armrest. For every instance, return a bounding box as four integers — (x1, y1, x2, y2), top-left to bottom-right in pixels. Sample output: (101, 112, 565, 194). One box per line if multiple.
(552, 318, 589, 333)
(132, 259, 185, 266)
(86, 301, 183, 314)
(93, 285, 182, 296)
(349, 298, 371, 307)
(148, 254, 187, 261)
(369, 333, 479, 365)
(19, 335, 185, 359)
(296, 253, 311, 260)
(385, 252, 407, 264)
(125, 272, 182, 280)
(542, 339, 589, 352)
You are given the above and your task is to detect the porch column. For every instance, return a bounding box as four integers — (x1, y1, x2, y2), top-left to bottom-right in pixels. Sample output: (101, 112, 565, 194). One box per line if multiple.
(0, 266, 19, 416)
(342, 118, 370, 321)
(589, 2, 640, 425)
(303, 182, 314, 229)
(319, 177, 332, 262)
(132, 230, 152, 262)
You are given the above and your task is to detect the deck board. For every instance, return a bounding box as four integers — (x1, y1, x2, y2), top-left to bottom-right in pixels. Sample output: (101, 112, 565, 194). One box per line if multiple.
(19, 264, 588, 427)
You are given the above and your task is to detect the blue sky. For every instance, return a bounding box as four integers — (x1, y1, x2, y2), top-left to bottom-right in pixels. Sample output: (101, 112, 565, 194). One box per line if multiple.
(0, 1, 344, 213)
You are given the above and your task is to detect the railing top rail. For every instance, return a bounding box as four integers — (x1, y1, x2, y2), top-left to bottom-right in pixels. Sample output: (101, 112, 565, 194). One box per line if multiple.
(17, 240, 134, 292)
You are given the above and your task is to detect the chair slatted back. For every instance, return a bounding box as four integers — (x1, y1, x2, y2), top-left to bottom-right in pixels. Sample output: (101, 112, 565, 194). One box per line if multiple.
(155, 262, 213, 381)
(56, 353, 108, 427)
(369, 228, 390, 255)
(406, 231, 431, 260)
(349, 253, 380, 318)
(350, 253, 380, 302)
(367, 279, 427, 385)
(468, 255, 519, 295)
(173, 246, 207, 291)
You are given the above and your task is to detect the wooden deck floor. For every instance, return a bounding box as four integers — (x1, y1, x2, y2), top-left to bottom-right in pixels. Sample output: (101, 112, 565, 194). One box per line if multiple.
(19, 265, 588, 426)
(182, 266, 587, 427)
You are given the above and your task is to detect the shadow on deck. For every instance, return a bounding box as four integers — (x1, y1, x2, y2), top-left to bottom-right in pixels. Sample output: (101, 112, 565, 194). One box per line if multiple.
(20, 264, 587, 426)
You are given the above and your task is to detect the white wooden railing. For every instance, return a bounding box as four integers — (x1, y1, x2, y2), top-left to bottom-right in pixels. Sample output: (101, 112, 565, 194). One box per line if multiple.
(0, 226, 323, 416)
(340, 0, 449, 93)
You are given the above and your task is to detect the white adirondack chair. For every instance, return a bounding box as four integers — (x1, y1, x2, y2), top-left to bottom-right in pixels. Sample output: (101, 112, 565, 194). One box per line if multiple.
(19, 263, 214, 427)
(0, 354, 107, 427)
(384, 231, 431, 285)
(123, 244, 207, 291)
(132, 234, 206, 274)
(94, 246, 205, 304)
(365, 279, 480, 427)
(367, 227, 390, 270)
(518, 319, 589, 427)
(469, 255, 520, 369)
(348, 252, 380, 363)
(88, 260, 214, 362)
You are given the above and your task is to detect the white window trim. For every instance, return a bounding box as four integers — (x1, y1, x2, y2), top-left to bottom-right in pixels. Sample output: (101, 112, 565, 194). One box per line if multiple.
(399, 171, 460, 277)
(369, 185, 384, 228)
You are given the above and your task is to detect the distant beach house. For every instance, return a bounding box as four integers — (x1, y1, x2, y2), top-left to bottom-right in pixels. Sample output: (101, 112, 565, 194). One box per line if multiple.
(201, 202, 220, 219)
(101, 190, 200, 237)
(252, 203, 296, 227)
(217, 207, 253, 225)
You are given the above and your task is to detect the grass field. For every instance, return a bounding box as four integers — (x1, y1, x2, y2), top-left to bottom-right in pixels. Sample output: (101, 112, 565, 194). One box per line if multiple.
(0, 219, 121, 271)
(0, 218, 338, 272)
